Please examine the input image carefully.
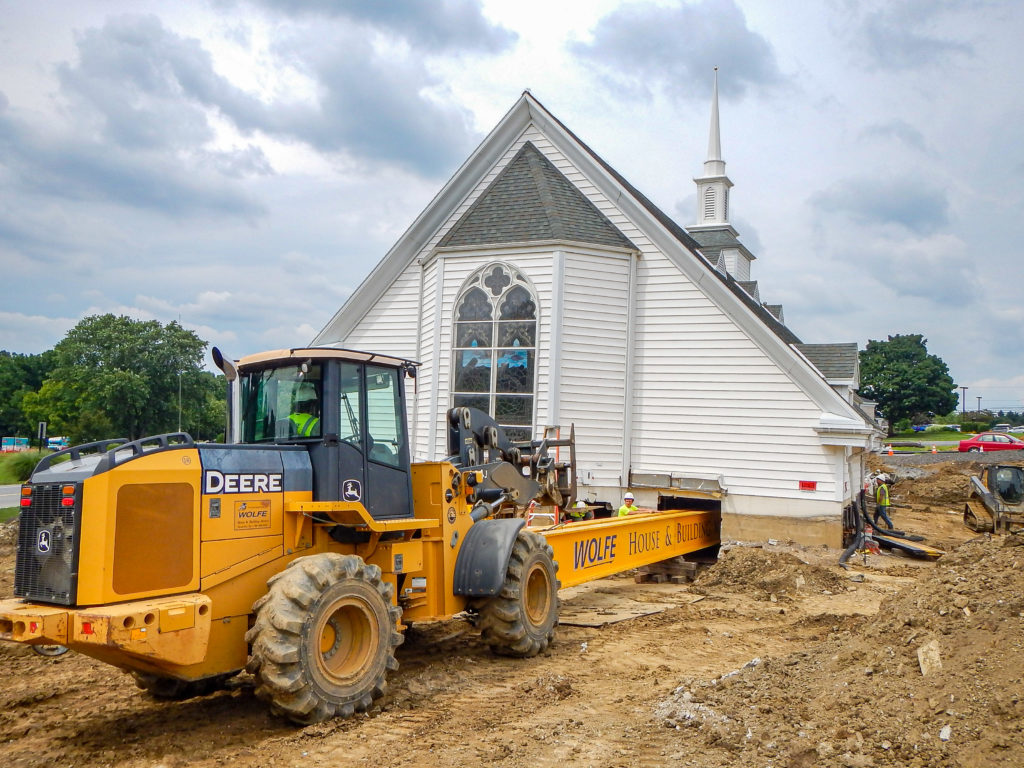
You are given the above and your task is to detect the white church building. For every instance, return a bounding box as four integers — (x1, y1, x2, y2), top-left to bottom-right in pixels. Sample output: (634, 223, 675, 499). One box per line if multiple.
(315, 85, 875, 547)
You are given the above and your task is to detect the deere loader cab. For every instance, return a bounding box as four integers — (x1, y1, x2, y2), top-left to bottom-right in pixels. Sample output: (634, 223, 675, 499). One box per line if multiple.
(228, 347, 416, 520)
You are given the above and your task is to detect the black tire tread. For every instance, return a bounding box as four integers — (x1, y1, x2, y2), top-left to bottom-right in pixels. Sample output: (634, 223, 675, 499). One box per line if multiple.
(245, 553, 402, 725)
(475, 530, 560, 658)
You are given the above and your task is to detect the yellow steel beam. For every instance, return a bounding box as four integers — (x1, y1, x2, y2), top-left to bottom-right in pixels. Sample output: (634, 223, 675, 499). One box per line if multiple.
(533, 510, 719, 589)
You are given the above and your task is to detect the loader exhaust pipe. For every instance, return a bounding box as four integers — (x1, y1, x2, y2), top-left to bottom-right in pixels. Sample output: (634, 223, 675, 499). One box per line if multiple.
(211, 347, 242, 444)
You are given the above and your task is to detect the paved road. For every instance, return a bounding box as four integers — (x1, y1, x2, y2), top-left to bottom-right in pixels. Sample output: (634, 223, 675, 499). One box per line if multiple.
(0, 484, 21, 509)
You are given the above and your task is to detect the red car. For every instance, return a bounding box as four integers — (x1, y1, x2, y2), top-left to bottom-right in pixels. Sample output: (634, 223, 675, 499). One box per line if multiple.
(958, 432, 1024, 452)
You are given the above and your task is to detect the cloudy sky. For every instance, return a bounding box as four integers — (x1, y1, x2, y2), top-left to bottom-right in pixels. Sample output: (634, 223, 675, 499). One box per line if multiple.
(1, 1, 1021, 412)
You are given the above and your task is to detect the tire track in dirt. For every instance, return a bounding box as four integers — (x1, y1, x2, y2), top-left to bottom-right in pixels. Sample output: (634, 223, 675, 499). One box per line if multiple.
(286, 600, 819, 768)
(0, 535, 895, 768)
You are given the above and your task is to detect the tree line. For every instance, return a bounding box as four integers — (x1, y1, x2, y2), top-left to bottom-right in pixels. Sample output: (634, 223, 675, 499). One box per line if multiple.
(1, 315, 226, 445)
(0, 321, 960, 445)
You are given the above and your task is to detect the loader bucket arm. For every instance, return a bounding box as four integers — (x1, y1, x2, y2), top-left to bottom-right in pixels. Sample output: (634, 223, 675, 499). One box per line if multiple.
(446, 408, 577, 509)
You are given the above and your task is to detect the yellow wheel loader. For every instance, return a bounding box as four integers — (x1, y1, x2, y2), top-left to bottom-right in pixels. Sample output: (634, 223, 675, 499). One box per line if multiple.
(0, 346, 719, 724)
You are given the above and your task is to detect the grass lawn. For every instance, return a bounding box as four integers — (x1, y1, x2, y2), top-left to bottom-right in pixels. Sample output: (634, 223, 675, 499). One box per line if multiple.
(0, 507, 19, 523)
(0, 450, 45, 484)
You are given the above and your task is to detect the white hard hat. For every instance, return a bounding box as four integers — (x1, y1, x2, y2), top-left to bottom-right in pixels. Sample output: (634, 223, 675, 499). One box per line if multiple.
(575, 500, 587, 508)
(624, 492, 635, 500)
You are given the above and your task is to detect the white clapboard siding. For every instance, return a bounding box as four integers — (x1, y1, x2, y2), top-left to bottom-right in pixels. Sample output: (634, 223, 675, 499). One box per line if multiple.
(558, 251, 630, 485)
(342, 266, 421, 359)
(630, 251, 834, 497)
(409, 259, 438, 460)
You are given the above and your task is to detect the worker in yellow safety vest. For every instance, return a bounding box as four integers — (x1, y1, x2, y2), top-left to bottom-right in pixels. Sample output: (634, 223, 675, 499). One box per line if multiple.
(873, 477, 893, 529)
(618, 492, 640, 516)
(289, 383, 321, 438)
(568, 499, 593, 521)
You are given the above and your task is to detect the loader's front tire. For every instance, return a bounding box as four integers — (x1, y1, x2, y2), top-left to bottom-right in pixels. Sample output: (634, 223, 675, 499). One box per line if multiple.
(246, 553, 402, 724)
(475, 530, 560, 657)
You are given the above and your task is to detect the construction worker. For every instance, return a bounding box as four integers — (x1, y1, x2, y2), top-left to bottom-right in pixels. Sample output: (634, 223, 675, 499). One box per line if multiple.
(568, 499, 593, 521)
(618, 492, 640, 516)
(873, 475, 894, 529)
(289, 383, 321, 438)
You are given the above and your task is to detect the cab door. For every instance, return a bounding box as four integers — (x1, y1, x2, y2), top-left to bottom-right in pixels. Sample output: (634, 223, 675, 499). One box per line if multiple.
(362, 364, 413, 519)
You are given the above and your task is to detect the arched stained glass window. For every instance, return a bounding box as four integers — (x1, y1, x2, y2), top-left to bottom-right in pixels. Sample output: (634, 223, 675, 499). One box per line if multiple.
(452, 264, 537, 441)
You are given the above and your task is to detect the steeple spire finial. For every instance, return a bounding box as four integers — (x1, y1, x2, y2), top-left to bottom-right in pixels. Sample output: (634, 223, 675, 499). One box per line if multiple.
(693, 67, 733, 229)
(704, 67, 724, 174)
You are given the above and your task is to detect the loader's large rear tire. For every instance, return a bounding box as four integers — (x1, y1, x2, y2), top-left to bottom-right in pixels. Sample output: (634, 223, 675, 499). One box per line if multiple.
(132, 671, 234, 700)
(245, 553, 402, 724)
(475, 530, 560, 657)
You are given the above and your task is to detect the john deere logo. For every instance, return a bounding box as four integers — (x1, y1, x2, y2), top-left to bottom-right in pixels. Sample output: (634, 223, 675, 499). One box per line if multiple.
(343, 480, 362, 502)
(36, 530, 51, 553)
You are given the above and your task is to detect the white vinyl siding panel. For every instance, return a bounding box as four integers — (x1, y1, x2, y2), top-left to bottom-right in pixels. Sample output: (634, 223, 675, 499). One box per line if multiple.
(558, 252, 630, 485)
(342, 267, 421, 360)
(410, 259, 439, 460)
(630, 252, 834, 497)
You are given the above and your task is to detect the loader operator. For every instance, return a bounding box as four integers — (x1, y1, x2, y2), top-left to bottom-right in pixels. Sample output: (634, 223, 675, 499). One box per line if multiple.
(873, 477, 893, 529)
(289, 383, 321, 438)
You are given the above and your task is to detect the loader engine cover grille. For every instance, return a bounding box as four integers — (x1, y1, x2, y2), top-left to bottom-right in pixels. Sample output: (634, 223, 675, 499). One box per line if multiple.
(15, 483, 81, 605)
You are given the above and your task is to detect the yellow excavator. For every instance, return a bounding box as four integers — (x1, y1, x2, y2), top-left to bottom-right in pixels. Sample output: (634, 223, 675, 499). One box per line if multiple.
(0, 346, 719, 723)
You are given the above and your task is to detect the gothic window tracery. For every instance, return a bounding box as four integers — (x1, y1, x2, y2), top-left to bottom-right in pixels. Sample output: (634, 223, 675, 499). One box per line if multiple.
(451, 264, 537, 441)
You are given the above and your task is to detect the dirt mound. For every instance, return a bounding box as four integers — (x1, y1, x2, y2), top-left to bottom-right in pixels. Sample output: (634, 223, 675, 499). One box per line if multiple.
(890, 460, 977, 510)
(0, 519, 17, 552)
(692, 545, 849, 601)
(659, 535, 1024, 767)
(0, 454, 1017, 768)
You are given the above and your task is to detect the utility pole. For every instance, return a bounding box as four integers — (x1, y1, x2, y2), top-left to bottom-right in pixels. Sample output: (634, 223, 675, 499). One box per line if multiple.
(977, 396, 982, 416)
(960, 386, 968, 416)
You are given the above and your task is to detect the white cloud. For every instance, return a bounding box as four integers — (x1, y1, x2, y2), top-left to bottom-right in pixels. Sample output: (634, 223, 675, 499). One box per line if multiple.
(1, 0, 1022, 404)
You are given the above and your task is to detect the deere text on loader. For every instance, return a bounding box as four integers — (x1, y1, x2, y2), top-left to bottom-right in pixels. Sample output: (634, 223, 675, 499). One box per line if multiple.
(0, 346, 719, 724)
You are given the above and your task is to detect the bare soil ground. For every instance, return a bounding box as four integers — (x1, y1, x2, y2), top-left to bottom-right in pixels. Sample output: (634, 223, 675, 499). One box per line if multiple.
(2, 454, 1021, 767)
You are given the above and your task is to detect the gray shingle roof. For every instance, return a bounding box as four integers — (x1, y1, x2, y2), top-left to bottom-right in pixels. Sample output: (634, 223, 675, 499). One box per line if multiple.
(738, 281, 759, 301)
(438, 142, 636, 251)
(795, 343, 859, 381)
(688, 227, 756, 262)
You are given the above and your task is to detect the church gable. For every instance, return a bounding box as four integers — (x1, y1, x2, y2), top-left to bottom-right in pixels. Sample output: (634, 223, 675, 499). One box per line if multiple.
(438, 142, 635, 251)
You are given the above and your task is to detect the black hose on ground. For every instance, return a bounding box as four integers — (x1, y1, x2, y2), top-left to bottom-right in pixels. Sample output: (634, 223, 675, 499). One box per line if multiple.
(839, 494, 866, 568)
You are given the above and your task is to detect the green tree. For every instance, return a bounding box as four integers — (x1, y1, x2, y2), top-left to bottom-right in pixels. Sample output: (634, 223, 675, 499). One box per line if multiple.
(0, 350, 55, 437)
(22, 315, 223, 442)
(857, 334, 957, 435)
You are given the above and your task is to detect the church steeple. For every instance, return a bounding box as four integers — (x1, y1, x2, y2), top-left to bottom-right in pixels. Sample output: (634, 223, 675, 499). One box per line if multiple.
(694, 67, 733, 227)
(689, 68, 757, 283)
